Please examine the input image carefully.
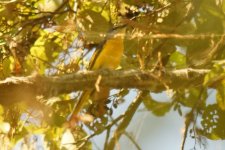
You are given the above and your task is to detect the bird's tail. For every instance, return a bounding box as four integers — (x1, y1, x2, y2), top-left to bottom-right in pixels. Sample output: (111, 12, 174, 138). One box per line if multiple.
(69, 90, 91, 120)
(69, 88, 110, 120)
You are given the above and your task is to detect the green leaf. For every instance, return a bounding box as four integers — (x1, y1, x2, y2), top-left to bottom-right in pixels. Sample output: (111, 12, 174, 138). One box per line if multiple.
(51, 113, 66, 127)
(13, 127, 29, 145)
(124, 0, 159, 6)
(60, 129, 77, 150)
(143, 94, 171, 116)
(222, 0, 225, 14)
(30, 45, 47, 74)
(61, 128, 92, 150)
(200, 104, 225, 139)
(0, 57, 12, 78)
(0, 105, 3, 116)
(202, 0, 224, 19)
(168, 51, 186, 68)
(30, 46, 47, 61)
(29, 30, 71, 73)
(44, 127, 64, 149)
(204, 64, 224, 86)
(216, 82, 225, 111)
(37, 0, 63, 12)
(77, 9, 111, 44)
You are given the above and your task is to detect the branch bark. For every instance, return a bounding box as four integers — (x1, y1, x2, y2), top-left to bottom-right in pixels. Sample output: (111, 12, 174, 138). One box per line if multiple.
(0, 68, 209, 105)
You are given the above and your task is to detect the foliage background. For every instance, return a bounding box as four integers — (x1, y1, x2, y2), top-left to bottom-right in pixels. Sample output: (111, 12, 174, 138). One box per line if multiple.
(0, 0, 225, 149)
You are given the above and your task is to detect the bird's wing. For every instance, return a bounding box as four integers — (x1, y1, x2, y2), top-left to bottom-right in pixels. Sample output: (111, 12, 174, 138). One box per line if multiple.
(70, 27, 126, 119)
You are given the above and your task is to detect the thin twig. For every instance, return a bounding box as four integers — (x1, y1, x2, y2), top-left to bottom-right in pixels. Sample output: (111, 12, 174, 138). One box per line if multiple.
(181, 111, 193, 150)
(109, 115, 142, 150)
(30, 54, 64, 72)
(0, 0, 17, 4)
(124, 131, 142, 150)
(73, 114, 125, 149)
(180, 88, 204, 150)
(107, 91, 148, 150)
(103, 129, 111, 150)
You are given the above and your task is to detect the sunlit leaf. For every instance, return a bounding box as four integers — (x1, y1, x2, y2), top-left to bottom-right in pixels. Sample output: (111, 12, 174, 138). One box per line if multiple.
(168, 51, 186, 68)
(37, 0, 63, 12)
(0, 57, 12, 78)
(77, 9, 111, 43)
(222, 0, 225, 14)
(0, 122, 10, 134)
(216, 81, 225, 111)
(1, 0, 225, 147)
(60, 129, 76, 150)
(201, 104, 225, 139)
(143, 94, 171, 116)
(202, 0, 224, 19)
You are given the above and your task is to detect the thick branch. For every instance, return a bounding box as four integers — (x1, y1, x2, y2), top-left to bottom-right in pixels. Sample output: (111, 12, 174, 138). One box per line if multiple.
(0, 68, 209, 105)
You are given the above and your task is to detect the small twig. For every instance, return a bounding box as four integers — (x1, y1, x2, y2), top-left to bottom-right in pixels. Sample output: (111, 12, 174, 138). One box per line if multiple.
(103, 129, 111, 150)
(109, 115, 142, 150)
(73, 114, 125, 149)
(0, 0, 17, 4)
(10, 0, 70, 36)
(192, 93, 204, 149)
(95, 75, 102, 92)
(107, 91, 148, 150)
(124, 132, 142, 150)
(134, 112, 148, 143)
(100, 0, 108, 14)
(19, 111, 32, 132)
(180, 88, 204, 150)
(181, 111, 193, 150)
(30, 54, 64, 72)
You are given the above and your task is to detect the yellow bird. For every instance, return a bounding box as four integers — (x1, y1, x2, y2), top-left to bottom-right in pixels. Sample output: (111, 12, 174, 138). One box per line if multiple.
(70, 26, 126, 120)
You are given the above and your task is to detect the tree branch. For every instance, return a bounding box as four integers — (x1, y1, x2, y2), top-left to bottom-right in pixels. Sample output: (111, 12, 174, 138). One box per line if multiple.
(0, 68, 209, 105)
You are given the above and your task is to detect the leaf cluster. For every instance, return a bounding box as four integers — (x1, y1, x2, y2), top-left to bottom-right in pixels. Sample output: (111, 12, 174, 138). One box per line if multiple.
(1, 0, 225, 149)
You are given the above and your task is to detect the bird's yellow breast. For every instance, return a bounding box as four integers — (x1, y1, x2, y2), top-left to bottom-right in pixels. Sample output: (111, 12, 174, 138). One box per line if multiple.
(92, 36, 124, 70)
(70, 28, 125, 118)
